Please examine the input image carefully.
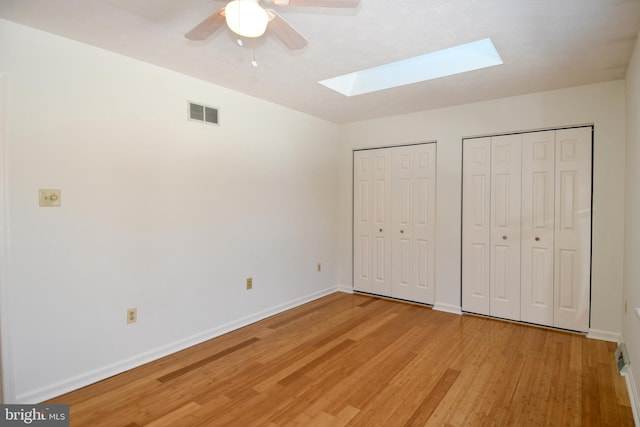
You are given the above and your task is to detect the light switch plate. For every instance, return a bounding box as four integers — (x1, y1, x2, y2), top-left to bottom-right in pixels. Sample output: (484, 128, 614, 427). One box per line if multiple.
(39, 189, 61, 207)
(636, 307, 640, 321)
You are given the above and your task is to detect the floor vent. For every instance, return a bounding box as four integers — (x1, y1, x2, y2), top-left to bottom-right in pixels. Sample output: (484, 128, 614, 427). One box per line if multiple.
(616, 343, 631, 375)
(189, 101, 219, 125)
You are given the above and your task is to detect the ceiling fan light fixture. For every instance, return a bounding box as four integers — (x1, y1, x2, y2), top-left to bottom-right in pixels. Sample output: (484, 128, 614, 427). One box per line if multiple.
(225, 0, 269, 38)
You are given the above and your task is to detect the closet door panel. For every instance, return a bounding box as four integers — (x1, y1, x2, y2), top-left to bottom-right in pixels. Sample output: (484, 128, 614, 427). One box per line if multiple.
(392, 148, 413, 301)
(521, 131, 555, 326)
(490, 135, 521, 320)
(412, 144, 436, 304)
(353, 153, 372, 293)
(554, 127, 592, 331)
(354, 149, 392, 296)
(462, 138, 491, 315)
(391, 144, 436, 304)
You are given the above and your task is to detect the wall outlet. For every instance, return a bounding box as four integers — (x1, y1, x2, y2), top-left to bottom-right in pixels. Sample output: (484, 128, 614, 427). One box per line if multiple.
(246, 277, 253, 290)
(127, 308, 137, 324)
(317, 262, 322, 272)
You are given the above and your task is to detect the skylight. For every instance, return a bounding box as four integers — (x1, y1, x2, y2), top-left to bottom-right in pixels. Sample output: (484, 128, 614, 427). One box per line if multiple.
(318, 38, 503, 97)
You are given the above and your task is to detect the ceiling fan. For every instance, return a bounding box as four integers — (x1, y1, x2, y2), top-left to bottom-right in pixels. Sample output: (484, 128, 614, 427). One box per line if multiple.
(185, 0, 361, 50)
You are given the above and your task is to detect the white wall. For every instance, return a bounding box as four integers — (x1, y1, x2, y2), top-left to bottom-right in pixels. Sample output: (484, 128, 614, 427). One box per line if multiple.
(337, 80, 627, 335)
(0, 19, 340, 403)
(623, 32, 640, 421)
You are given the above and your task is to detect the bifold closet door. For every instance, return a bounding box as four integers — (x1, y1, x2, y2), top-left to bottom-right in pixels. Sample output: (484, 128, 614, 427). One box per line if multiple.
(553, 127, 592, 331)
(462, 138, 491, 315)
(521, 131, 556, 326)
(462, 135, 524, 320)
(463, 127, 592, 332)
(391, 144, 436, 304)
(489, 134, 522, 320)
(353, 149, 392, 296)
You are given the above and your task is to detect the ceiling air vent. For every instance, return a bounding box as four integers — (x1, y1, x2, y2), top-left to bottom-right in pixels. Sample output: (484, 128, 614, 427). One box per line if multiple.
(188, 101, 219, 125)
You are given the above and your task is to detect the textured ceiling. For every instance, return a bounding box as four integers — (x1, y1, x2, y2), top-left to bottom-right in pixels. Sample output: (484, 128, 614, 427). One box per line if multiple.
(1, 0, 639, 123)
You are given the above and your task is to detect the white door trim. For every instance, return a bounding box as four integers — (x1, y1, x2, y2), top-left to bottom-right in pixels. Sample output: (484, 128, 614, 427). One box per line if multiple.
(0, 72, 13, 403)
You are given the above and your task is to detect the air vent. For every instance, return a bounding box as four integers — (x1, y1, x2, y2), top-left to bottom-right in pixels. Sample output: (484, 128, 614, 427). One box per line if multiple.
(616, 343, 630, 375)
(188, 101, 219, 125)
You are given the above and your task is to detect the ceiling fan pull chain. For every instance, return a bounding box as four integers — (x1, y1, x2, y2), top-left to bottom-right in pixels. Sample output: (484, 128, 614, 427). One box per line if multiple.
(252, 38, 258, 67)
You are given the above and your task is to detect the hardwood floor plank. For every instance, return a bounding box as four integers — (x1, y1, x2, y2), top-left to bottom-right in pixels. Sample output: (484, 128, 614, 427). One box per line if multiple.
(278, 339, 356, 386)
(335, 405, 360, 425)
(266, 294, 346, 330)
(403, 368, 461, 426)
(582, 339, 603, 425)
(144, 402, 201, 427)
(306, 411, 335, 426)
(45, 293, 633, 426)
(326, 315, 432, 415)
(156, 337, 260, 383)
(356, 296, 380, 307)
(348, 315, 461, 425)
(274, 313, 429, 424)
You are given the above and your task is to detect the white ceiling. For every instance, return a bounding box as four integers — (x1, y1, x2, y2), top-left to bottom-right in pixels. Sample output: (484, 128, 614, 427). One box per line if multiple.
(1, 0, 639, 123)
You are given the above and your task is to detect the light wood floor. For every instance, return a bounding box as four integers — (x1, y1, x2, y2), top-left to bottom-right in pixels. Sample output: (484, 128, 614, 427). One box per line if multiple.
(48, 292, 634, 426)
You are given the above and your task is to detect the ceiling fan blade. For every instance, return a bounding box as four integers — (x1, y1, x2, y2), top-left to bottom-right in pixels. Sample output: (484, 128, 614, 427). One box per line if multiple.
(185, 7, 226, 40)
(266, 10, 308, 50)
(284, 0, 360, 7)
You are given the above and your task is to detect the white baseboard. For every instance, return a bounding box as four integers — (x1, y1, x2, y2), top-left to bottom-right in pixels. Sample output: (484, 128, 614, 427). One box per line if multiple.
(433, 302, 462, 315)
(587, 329, 622, 343)
(336, 284, 354, 294)
(14, 286, 338, 404)
(622, 366, 640, 426)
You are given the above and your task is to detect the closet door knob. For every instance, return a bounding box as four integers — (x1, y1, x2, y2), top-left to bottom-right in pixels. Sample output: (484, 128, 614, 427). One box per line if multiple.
(535, 237, 540, 241)
(379, 228, 383, 232)
(502, 235, 507, 240)
(400, 230, 405, 234)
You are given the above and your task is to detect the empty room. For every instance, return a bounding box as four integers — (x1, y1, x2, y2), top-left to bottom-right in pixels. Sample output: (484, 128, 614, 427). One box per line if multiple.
(1, 0, 639, 425)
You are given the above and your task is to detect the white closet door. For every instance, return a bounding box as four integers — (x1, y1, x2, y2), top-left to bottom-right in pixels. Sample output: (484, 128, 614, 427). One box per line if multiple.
(490, 134, 522, 320)
(391, 144, 436, 304)
(521, 131, 556, 326)
(353, 149, 392, 296)
(554, 127, 592, 331)
(462, 138, 492, 315)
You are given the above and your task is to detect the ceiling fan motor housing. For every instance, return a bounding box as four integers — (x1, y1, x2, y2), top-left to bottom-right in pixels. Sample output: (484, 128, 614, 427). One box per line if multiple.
(225, 0, 269, 38)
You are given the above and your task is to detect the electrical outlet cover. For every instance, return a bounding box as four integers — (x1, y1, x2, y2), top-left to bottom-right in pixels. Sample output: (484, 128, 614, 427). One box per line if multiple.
(127, 308, 137, 324)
